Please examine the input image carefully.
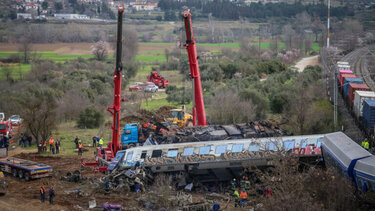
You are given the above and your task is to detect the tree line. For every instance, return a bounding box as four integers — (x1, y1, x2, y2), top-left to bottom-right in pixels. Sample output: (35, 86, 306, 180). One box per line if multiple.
(158, 0, 354, 20)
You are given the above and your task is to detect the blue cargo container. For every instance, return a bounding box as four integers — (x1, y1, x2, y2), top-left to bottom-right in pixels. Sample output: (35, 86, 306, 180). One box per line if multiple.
(362, 99, 375, 130)
(344, 78, 362, 98)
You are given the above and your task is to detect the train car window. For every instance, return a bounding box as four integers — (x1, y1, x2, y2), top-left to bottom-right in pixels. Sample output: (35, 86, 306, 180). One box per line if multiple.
(232, 144, 243, 153)
(316, 138, 322, 147)
(266, 142, 277, 151)
(249, 145, 260, 151)
(216, 145, 227, 154)
(151, 150, 162, 158)
(126, 151, 133, 160)
(283, 140, 295, 150)
(300, 140, 307, 148)
(141, 151, 147, 159)
(182, 147, 194, 156)
(167, 149, 178, 157)
(125, 130, 131, 134)
(199, 146, 210, 155)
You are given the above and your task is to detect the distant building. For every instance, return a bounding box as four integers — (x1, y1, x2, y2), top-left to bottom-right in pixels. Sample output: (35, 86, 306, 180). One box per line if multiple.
(25, 3, 38, 10)
(25, 0, 44, 3)
(17, 13, 32, 19)
(132, 2, 158, 11)
(54, 14, 90, 20)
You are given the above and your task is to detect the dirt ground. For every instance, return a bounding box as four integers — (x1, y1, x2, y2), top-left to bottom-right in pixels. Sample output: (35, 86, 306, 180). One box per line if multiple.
(0, 147, 254, 210)
(0, 151, 142, 211)
(294, 55, 320, 72)
(0, 43, 237, 55)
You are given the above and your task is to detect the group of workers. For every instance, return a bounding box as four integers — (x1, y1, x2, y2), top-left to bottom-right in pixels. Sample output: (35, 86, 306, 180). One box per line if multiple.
(231, 176, 272, 208)
(40, 185, 55, 205)
(19, 133, 32, 148)
(92, 136, 104, 148)
(0, 134, 9, 151)
(39, 137, 60, 154)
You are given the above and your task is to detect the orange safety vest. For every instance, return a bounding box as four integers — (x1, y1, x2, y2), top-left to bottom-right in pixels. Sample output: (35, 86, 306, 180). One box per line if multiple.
(40, 187, 45, 194)
(49, 138, 54, 144)
(240, 192, 248, 199)
(78, 143, 82, 149)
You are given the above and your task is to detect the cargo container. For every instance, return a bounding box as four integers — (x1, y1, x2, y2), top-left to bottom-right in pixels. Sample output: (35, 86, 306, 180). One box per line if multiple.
(338, 70, 353, 84)
(353, 91, 375, 119)
(362, 99, 375, 130)
(340, 74, 356, 90)
(348, 83, 370, 107)
(344, 78, 363, 98)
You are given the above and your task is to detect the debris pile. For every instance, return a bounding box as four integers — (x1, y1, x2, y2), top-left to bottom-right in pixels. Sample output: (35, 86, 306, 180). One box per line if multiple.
(154, 121, 287, 144)
(61, 170, 87, 183)
(120, 106, 176, 125)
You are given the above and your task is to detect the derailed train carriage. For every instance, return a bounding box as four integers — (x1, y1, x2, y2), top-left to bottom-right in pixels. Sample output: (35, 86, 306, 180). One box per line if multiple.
(110, 134, 323, 181)
(322, 132, 375, 192)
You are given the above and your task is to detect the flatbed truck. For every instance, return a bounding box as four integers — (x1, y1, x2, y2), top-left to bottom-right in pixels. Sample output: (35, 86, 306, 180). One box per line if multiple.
(0, 148, 52, 181)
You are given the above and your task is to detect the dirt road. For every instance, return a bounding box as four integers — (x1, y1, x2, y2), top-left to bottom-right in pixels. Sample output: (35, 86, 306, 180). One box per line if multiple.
(294, 55, 320, 72)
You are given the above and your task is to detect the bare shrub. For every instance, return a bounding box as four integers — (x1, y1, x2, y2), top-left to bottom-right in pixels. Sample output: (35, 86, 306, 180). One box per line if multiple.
(252, 155, 357, 211)
(208, 90, 256, 124)
(91, 41, 109, 61)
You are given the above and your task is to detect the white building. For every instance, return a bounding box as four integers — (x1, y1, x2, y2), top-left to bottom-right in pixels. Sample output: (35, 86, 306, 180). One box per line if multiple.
(17, 13, 32, 19)
(54, 14, 90, 20)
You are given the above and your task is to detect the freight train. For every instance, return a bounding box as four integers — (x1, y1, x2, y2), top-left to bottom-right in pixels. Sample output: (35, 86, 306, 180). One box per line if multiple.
(336, 62, 375, 136)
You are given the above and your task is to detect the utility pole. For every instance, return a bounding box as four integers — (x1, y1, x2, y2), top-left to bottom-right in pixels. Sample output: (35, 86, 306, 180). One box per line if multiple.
(327, 0, 330, 48)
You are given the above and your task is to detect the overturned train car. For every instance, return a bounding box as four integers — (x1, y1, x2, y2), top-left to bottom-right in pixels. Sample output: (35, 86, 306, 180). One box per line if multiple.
(111, 134, 323, 181)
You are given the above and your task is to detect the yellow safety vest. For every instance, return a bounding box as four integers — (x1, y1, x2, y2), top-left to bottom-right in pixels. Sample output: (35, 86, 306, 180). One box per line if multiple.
(99, 139, 103, 145)
(364, 141, 369, 150)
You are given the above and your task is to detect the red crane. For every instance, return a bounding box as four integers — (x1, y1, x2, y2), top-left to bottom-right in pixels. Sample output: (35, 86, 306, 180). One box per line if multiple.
(183, 10, 207, 126)
(107, 6, 124, 158)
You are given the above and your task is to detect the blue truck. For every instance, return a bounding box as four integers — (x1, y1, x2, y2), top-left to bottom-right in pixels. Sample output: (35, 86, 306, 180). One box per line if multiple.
(120, 123, 165, 148)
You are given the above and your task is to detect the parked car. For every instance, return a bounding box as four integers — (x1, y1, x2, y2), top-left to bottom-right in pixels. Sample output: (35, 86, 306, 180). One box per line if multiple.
(129, 82, 144, 91)
(9, 115, 23, 125)
(144, 84, 159, 93)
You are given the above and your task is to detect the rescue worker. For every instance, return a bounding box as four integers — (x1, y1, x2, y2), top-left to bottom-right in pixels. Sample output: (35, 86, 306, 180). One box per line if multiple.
(98, 137, 104, 147)
(78, 141, 83, 156)
(49, 187, 55, 205)
(362, 139, 370, 150)
(231, 178, 238, 191)
(74, 136, 79, 149)
(244, 177, 250, 191)
(105, 179, 110, 195)
(92, 136, 97, 147)
(212, 201, 220, 211)
(40, 186, 46, 203)
(240, 176, 246, 189)
(42, 140, 47, 152)
(264, 186, 272, 197)
(232, 188, 240, 207)
(52, 141, 56, 155)
(49, 137, 54, 152)
(239, 189, 248, 207)
(55, 139, 60, 154)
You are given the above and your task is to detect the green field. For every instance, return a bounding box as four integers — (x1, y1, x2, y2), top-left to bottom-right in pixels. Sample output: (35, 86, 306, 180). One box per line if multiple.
(0, 64, 31, 80)
(0, 51, 94, 61)
(135, 54, 166, 63)
(141, 98, 192, 110)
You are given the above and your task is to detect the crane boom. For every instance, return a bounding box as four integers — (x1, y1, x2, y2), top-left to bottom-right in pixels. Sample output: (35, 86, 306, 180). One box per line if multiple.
(107, 6, 124, 158)
(183, 10, 207, 126)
